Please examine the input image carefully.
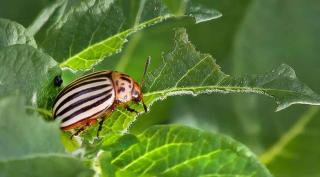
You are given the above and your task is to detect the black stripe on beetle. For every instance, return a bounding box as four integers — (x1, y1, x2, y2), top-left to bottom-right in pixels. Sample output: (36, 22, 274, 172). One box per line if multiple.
(59, 78, 109, 97)
(53, 84, 112, 115)
(74, 71, 110, 82)
(120, 76, 131, 83)
(62, 72, 111, 92)
(62, 94, 113, 123)
(56, 88, 113, 116)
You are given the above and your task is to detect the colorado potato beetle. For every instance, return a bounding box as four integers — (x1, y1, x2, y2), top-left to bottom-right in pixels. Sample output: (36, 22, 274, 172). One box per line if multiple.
(52, 58, 150, 137)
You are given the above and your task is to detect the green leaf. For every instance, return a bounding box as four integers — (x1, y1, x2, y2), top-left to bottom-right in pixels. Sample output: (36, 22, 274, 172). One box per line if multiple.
(37, 0, 221, 71)
(58, 16, 166, 71)
(0, 95, 93, 177)
(0, 44, 61, 108)
(82, 28, 320, 140)
(100, 125, 272, 177)
(0, 96, 64, 160)
(0, 155, 93, 177)
(259, 107, 320, 177)
(0, 18, 36, 49)
(143, 28, 320, 111)
(111, 0, 257, 151)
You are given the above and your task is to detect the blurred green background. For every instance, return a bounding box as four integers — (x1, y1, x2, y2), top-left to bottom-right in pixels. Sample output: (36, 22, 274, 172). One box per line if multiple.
(1, 0, 319, 175)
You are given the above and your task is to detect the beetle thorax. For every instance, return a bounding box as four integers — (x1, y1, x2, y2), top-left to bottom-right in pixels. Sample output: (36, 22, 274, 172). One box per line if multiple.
(112, 72, 134, 103)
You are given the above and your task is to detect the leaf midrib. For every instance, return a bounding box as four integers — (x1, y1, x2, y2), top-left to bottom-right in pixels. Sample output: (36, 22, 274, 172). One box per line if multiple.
(59, 16, 166, 68)
(111, 142, 193, 170)
(144, 85, 306, 97)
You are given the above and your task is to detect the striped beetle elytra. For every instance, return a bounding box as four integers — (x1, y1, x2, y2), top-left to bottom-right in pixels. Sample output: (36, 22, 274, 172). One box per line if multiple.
(52, 58, 151, 137)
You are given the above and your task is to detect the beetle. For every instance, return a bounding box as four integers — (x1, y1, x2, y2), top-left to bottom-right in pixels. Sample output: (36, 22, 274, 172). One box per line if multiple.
(52, 58, 150, 137)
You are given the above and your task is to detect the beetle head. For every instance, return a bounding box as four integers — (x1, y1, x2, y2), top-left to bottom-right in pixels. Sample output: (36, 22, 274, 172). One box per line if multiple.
(131, 56, 151, 113)
(131, 81, 147, 112)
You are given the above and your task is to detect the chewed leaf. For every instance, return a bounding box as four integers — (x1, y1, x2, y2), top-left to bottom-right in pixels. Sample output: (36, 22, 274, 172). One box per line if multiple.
(59, 17, 167, 71)
(0, 18, 37, 49)
(100, 125, 273, 177)
(82, 28, 320, 140)
(143, 28, 320, 111)
(37, 0, 221, 71)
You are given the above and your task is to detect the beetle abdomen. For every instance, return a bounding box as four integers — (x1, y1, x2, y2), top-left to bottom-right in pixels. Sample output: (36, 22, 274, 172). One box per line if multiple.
(53, 71, 115, 128)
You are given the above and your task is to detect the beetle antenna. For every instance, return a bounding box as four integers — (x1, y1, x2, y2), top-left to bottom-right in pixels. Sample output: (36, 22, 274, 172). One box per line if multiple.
(142, 98, 148, 112)
(140, 56, 151, 88)
(140, 56, 151, 113)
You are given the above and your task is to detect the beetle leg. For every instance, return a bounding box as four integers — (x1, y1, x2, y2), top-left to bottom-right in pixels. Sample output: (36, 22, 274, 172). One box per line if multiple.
(71, 127, 85, 139)
(124, 105, 138, 114)
(70, 121, 93, 139)
(96, 117, 106, 138)
(96, 104, 117, 137)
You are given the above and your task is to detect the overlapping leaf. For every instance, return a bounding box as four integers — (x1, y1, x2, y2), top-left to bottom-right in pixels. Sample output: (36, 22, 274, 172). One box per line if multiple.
(0, 44, 61, 108)
(98, 125, 272, 177)
(0, 18, 36, 48)
(36, 0, 221, 71)
(0, 96, 64, 160)
(0, 155, 93, 177)
(0, 95, 93, 177)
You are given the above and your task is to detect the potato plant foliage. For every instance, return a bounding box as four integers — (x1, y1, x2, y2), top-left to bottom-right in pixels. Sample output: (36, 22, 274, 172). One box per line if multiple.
(0, 0, 319, 177)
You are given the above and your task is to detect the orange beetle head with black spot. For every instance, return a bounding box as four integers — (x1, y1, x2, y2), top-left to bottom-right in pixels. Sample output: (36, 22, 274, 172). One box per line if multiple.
(131, 81, 142, 102)
(132, 57, 151, 112)
(112, 57, 150, 112)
